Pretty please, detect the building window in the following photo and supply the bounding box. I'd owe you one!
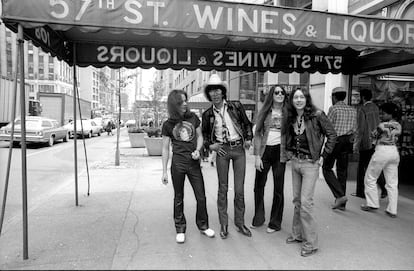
[239,72,257,102]
[28,54,34,79]
[39,55,44,79]
[48,56,54,80]
[38,84,55,93]
[28,42,33,53]
[6,31,13,77]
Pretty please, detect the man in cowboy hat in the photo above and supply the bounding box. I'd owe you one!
[201,74,253,239]
[322,86,357,211]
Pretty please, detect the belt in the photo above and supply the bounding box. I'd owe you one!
[222,139,243,147]
[293,153,313,160]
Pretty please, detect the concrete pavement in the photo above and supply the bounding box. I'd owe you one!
[1,129,414,270]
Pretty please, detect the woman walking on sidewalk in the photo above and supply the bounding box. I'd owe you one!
[161,89,215,244]
[361,102,401,218]
[283,88,336,257]
[251,85,287,233]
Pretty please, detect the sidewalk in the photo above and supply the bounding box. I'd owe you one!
[1,130,414,270]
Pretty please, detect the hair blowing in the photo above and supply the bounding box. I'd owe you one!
[167,89,191,122]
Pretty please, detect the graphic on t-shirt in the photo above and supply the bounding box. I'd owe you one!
[172,121,195,142]
[269,111,282,131]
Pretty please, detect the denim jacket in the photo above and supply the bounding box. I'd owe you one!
[202,100,253,150]
[284,110,337,162]
[253,110,287,163]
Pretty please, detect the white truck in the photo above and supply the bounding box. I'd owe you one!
[38,92,91,126]
[0,76,41,128]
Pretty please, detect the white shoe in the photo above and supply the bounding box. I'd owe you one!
[200,228,215,238]
[176,233,185,243]
[266,227,276,233]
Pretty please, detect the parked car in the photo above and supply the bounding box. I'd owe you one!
[0,116,69,147]
[125,119,136,128]
[64,119,102,138]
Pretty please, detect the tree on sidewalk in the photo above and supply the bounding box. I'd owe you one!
[132,79,167,129]
[115,69,137,165]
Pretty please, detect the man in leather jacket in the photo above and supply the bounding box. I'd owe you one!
[201,74,253,239]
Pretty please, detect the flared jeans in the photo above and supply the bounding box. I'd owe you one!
[364,145,400,215]
[290,158,319,250]
[252,145,286,230]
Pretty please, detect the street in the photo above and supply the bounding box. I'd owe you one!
[0,132,119,229]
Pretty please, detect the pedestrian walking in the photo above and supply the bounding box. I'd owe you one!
[250,85,287,233]
[106,120,114,136]
[161,89,215,244]
[283,88,337,257]
[353,88,387,199]
[201,74,253,239]
[360,102,401,218]
[322,87,357,211]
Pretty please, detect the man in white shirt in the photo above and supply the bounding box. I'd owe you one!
[201,74,253,239]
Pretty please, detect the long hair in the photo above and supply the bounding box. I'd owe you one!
[167,89,191,122]
[255,85,287,135]
[286,88,317,127]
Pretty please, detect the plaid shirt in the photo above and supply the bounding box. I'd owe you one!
[327,101,357,137]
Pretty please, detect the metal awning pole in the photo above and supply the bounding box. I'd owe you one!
[73,43,79,206]
[0,26,20,236]
[17,24,29,260]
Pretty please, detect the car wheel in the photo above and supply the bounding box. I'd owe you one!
[63,132,69,142]
[87,131,92,138]
[97,131,101,136]
[48,135,54,147]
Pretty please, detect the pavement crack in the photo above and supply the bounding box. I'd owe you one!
[126,208,141,268]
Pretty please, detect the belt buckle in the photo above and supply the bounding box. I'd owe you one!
[296,153,310,160]
[229,140,240,147]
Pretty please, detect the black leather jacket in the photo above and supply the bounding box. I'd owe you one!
[202,100,253,150]
[284,110,337,162]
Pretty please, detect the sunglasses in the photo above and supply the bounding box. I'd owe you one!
[274,91,285,96]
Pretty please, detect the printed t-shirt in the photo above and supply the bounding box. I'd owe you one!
[162,112,200,163]
[266,109,282,146]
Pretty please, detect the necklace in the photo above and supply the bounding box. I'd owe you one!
[296,115,303,134]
